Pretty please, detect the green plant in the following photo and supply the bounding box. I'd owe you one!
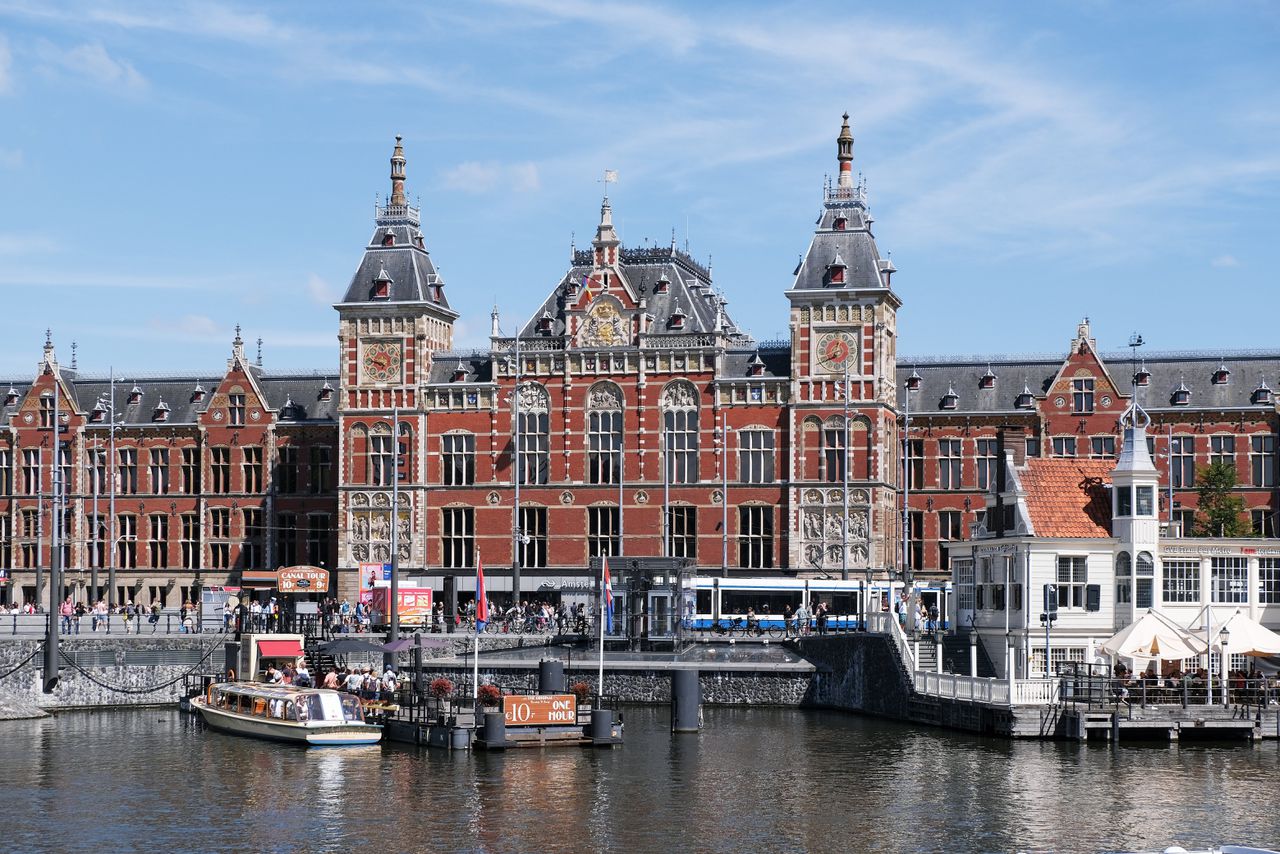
[1193,461,1249,537]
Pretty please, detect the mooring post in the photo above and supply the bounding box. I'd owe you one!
[538,658,565,694]
[672,668,701,733]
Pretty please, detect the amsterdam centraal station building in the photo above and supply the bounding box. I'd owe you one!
[2,118,1277,608]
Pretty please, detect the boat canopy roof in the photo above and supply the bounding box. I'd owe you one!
[215,683,340,702]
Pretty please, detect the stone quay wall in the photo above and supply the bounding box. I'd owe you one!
[0,637,218,714]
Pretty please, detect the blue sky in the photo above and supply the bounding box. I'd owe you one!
[0,1,1277,376]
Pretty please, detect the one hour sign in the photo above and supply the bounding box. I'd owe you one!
[502,694,577,726]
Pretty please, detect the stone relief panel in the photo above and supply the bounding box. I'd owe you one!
[798,492,871,570]
[348,491,413,564]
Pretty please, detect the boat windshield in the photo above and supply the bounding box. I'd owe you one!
[339,696,364,722]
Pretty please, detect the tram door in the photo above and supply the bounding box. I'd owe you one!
[648,591,672,638]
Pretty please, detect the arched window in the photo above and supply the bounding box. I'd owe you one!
[516,384,549,485]
[1115,550,1132,606]
[661,381,699,484]
[587,383,623,484]
[821,415,846,483]
[350,424,369,484]
[368,422,393,486]
[1136,551,1155,608]
[801,416,821,481]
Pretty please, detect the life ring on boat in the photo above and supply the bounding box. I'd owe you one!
[206,684,215,704]
[226,668,236,681]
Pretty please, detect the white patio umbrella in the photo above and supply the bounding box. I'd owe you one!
[1099,609,1206,662]
[1189,607,1280,657]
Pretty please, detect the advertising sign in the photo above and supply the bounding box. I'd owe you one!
[502,694,577,726]
[277,565,330,593]
[358,562,392,604]
[371,586,433,627]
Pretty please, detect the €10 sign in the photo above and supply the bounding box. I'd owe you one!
[502,694,577,726]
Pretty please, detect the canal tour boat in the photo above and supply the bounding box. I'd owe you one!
[191,682,383,746]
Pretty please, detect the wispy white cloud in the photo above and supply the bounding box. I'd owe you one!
[36,40,146,91]
[305,272,336,305]
[0,268,217,288]
[1211,254,1240,268]
[0,232,57,255]
[440,160,541,194]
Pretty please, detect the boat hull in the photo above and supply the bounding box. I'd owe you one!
[192,698,382,746]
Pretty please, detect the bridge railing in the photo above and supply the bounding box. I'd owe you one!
[867,612,916,671]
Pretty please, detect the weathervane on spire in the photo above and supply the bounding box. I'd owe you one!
[599,169,617,199]
[1123,331,1151,428]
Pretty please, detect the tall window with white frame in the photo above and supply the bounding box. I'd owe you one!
[1162,559,1200,604]
[908,510,924,571]
[1171,436,1196,488]
[587,507,619,558]
[907,439,924,490]
[666,506,697,558]
[1135,551,1155,608]
[1072,378,1094,413]
[88,514,106,569]
[955,558,975,614]
[0,516,10,572]
[937,510,963,570]
[1115,551,1132,606]
[1259,558,1280,605]
[821,417,845,483]
[228,393,246,427]
[21,449,38,495]
[149,448,169,494]
[587,387,622,485]
[1211,556,1248,604]
[0,449,10,495]
[1209,435,1235,468]
[1251,435,1275,487]
[738,505,773,568]
[1090,436,1116,458]
[369,427,394,487]
[210,508,230,569]
[442,434,475,486]
[1051,436,1077,458]
[117,448,137,494]
[518,507,547,568]
[117,515,137,569]
[1055,555,1088,609]
[739,429,775,484]
[148,514,168,570]
[242,447,263,493]
[442,507,474,569]
[938,439,961,490]
[662,383,699,484]
[211,447,230,494]
[517,384,550,485]
[181,513,200,571]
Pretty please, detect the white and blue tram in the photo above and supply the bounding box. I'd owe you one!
[685,576,951,632]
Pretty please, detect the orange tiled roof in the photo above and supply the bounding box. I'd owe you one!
[1020,458,1114,538]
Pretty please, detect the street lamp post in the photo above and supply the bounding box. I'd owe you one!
[1219,625,1231,707]
[510,334,522,609]
[43,388,61,692]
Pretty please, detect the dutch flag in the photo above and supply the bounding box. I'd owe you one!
[475,557,488,634]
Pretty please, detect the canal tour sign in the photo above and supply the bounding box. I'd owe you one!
[277,566,330,593]
[502,694,577,726]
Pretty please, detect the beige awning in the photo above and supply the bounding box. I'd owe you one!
[1100,610,1207,661]
[1187,607,1280,657]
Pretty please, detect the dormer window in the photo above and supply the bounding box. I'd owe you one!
[1015,383,1035,409]
[4,387,17,405]
[1212,363,1230,385]
[979,367,996,389]
[91,401,107,423]
[940,385,958,410]
[669,301,686,329]
[318,381,334,402]
[827,250,846,285]
[833,216,847,231]
[749,353,765,377]
[371,265,392,300]
[128,385,142,405]
[538,310,553,334]
[1134,368,1150,386]
[191,384,206,404]
[452,360,467,383]
[1252,380,1273,405]
[655,273,670,295]
[152,400,170,422]
[1171,382,1191,406]
[382,230,395,247]
[905,370,922,392]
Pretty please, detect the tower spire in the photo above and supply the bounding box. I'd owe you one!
[837,112,855,189]
[390,135,407,207]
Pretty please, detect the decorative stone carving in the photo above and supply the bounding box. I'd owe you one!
[826,489,842,503]
[486,491,501,506]
[588,383,622,410]
[354,516,370,541]
[825,511,844,540]
[825,544,843,565]
[711,490,723,505]
[560,491,574,505]
[804,544,824,567]
[373,492,390,507]
[849,510,868,541]
[803,510,822,540]
[661,381,698,410]
[581,301,627,347]
[851,488,869,504]
[352,543,369,562]
[635,490,649,505]
[518,383,549,412]
[804,489,823,504]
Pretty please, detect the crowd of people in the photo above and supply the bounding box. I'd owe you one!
[2,597,200,633]
[311,596,591,636]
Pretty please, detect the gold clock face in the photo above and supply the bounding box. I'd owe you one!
[362,341,402,383]
[816,330,856,373]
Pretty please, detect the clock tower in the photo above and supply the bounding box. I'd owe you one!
[334,136,459,599]
[786,114,902,575]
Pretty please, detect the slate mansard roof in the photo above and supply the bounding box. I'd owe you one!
[1,370,340,427]
[897,350,1280,415]
[790,186,895,294]
[340,222,453,311]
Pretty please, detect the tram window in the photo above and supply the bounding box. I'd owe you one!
[721,591,801,614]
[830,594,856,615]
[696,590,712,614]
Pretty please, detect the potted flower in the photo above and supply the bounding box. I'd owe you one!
[430,677,454,699]
[570,681,591,704]
[477,683,502,709]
